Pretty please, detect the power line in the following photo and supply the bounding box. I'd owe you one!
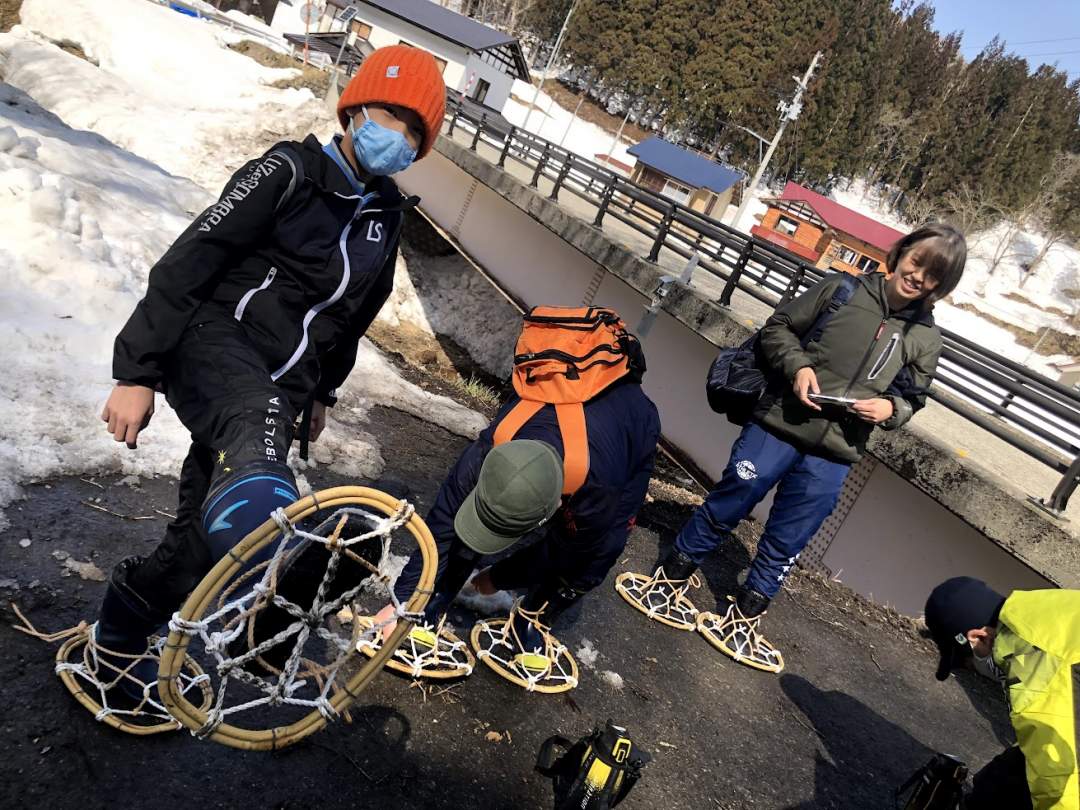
[1009,35,1080,46]
[1014,49,1080,59]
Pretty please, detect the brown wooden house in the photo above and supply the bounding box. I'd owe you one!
[751,182,905,274]
[627,137,745,218]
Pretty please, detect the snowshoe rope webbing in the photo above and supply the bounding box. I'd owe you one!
[158,488,438,750]
[10,603,211,734]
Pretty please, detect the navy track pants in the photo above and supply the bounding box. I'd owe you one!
[675,422,850,600]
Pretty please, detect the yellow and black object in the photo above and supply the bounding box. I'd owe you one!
[895,753,967,810]
[536,720,650,809]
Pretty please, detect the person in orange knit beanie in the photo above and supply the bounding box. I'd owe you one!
[83,45,446,710]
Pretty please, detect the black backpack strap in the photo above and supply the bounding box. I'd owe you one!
[535,734,576,777]
[267,143,305,214]
[800,273,859,347]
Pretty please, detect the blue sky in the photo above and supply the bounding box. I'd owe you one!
[928,0,1080,80]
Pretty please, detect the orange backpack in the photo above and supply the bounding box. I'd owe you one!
[493,306,644,496]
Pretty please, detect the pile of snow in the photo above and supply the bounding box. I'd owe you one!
[504,78,638,170]
[575,638,599,669]
[0,2,487,528]
[377,248,521,378]
[0,83,209,524]
[315,338,487,481]
[5,0,330,191]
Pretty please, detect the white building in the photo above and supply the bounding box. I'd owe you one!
[272,0,529,113]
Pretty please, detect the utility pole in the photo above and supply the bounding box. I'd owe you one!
[731,51,822,230]
[603,105,632,166]
[521,0,578,134]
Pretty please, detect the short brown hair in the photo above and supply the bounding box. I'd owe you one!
[886,223,967,308]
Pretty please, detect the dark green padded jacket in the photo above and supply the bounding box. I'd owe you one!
[755,272,942,463]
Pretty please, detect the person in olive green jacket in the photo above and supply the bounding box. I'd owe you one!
[620,223,967,673]
[925,576,1080,810]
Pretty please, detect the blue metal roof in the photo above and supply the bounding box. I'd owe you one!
[627,137,745,195]
[357,1,519,53]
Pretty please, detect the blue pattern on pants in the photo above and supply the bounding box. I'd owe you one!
[675,422,850,599]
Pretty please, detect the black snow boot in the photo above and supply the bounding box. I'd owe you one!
[94,558,169,705]
[512,578,586,654]
[734,586,770,618]
[653,546,698,581]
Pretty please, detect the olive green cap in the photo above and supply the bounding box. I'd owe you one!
[453,440,564,554]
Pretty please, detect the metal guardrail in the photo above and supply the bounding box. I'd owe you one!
[444,96,1080,514]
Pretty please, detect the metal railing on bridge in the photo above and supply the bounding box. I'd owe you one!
[443,97,1080,515]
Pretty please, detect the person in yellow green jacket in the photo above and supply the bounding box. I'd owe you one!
[924,576,1080,809]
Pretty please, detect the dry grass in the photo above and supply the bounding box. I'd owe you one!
[450,374,500,408]
[0,0,20,34]
[1002,291,1071,319]
[226,40,331,97]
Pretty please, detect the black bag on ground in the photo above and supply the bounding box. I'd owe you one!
[894,753,967,810]
[536,720,650,809]
[706,273,859,425]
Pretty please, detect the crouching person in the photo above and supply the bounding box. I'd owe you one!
[618,224,966,673]
[370,307,660,691]
[88,46,446,710]
[924,577,1080,809]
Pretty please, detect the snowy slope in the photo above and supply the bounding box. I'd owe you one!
[502,78,638,170]
[0,82,209,521]
[6,0,328,191]
[0,2,486,527]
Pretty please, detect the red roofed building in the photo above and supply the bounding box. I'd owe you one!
[750,182,906,275]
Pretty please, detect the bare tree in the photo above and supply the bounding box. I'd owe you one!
[987,152,1080,288]
[1020,153,1080,285]
[898,192,941,228]
[939,182,1002,238]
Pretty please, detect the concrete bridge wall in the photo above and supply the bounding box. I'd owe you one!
[397,139,1057,614]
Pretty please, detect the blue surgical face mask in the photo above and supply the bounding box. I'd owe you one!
[349,106,417,176]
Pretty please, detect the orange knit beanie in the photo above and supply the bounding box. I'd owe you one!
[338,45,446,159]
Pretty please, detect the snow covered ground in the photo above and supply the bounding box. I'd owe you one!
[0,0,486,528]
[502,77,639,170]
[8,0,328,190]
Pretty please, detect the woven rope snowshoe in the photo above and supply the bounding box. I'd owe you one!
[615,566,700,630]
[697,597,784,673]
[470,600,578,693]
[158,486,437,750]
[10,604,212,736]
[353,615,474,679]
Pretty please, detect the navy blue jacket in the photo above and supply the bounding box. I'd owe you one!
[394,379,661,606]
[113,134,417,406]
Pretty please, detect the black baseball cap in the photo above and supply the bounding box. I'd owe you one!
[924,577,1005,681]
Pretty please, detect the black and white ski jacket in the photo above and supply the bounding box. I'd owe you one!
[112,134,417,406]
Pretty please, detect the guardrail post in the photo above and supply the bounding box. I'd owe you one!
[549,155,572,201]
[778,265,807,307]
[1031,455,1080,516]
[470,113,486,151]
[593,176,617,227]
[498,125,517,168]
[719,239,755,307]
[530,142,551,188]
[647,203,676,262]
[447,102,461,136]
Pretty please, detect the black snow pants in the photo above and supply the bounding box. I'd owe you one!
[112,317,301,622]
